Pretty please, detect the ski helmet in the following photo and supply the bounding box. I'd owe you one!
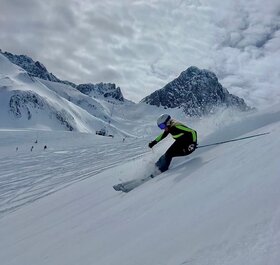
[157,114,171,129]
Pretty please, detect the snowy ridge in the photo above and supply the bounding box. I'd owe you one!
[0,104,279,265]
[0,54,102,132]
[1,50,127,103]
[1,53,177,137]
[0,50,75,86]
[76,82,125,102]
[0,54,140,136]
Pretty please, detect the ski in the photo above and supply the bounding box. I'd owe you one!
[113,175,155,193]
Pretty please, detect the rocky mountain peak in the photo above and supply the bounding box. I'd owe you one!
[0,51,59,82]
[76,83,124,102]
[0,50,76,87]
[141,66,250,116]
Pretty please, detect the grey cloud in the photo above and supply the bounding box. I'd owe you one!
[0,0,280,106]
[84,12,134,38]
[94,67,123,82]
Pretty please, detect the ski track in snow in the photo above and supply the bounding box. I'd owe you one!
[0,137,149,217]
[0,107,279,265]
[1,108,279,218]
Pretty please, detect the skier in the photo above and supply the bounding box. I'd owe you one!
[149,114,197,173]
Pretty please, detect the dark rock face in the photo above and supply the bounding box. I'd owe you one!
[9,92,44,120]
[141,66,250,116]
[76,83,124,102]
[9,91,74,131]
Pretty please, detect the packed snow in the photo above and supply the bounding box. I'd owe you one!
[1,49,280,265]
[0,102,279,265]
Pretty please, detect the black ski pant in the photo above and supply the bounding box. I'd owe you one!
[155,136,196,173]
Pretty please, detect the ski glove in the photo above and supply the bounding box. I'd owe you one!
[148,140,157,148]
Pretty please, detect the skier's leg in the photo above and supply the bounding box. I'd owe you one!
[155,141,181,172]
[155,153,172,173]
[155,139,196,172]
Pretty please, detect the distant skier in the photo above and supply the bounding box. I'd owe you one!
[149,114,197,173]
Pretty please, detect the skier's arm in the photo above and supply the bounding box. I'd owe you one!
[149,130,169,148]
[175,125,197,142]
[155,130,169,142]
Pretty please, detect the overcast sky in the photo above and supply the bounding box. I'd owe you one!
[1,0,280,107]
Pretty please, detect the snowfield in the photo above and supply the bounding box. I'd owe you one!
[0,105,280,265]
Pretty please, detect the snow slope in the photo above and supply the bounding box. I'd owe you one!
[0,105,279,265]
[0,54,107,132]
[0,54,141,136]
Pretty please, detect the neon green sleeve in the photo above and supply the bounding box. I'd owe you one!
[155,130,169,142]
[175,125,197,142]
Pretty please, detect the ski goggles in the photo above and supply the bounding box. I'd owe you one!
[158,123,167,129]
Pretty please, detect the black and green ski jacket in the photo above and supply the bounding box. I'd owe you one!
[154,119,197,143]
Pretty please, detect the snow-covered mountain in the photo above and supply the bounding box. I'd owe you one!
[0,53,134,135]
[0,49,67,84]
[141,66,250,116]
[76,82,125,102]
[0,49,127,104]
[0,51,250,130]
[1,50,150,137]
[0,102,279,265]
